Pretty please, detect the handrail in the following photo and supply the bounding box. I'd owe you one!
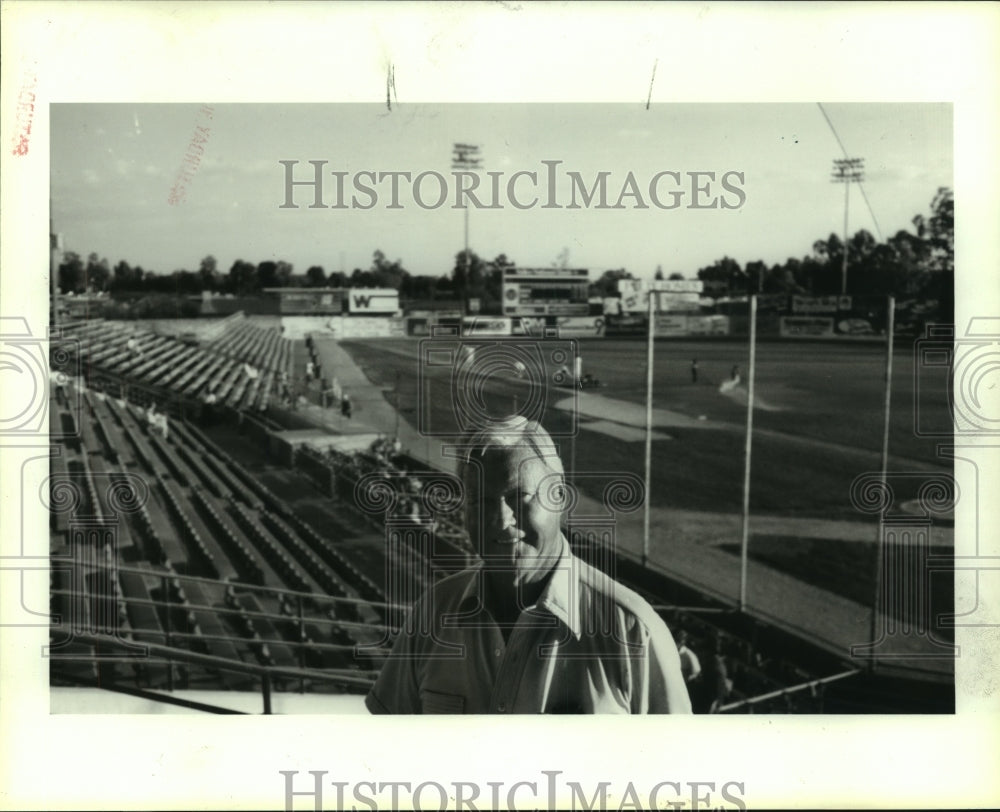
[55,672,249,714]
[715,667,861,713]
[54,631,376,714]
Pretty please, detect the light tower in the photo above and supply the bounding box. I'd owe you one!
[452,143,482,313]
[831,157,865,295]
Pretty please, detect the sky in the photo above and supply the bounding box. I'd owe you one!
[50,103,952,282]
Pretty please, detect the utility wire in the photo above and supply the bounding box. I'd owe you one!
[816,102,884,241]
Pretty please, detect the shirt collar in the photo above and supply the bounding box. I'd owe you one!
[534,536,582,640]
[457,535,582,640]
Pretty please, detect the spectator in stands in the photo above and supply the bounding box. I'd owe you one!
[202,388,218,424]
[126,334,143,358]
[146,403,169,440]
[366,416,691,714]
[705,637,733,714]
[49,367,68,389]
[407,474,422,495]
[146,402,158,432]
[676,630,702,685]
[305,361,315,383]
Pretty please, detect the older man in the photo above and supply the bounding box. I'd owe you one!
[365,417,691,714]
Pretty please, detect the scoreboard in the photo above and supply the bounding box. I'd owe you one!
[502,267,590,316]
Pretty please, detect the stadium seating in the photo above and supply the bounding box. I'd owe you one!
[174,441,232,500]
[49,566,99,682]
[229,501,314,594]
[117,566,175,688]
[190,490,265,586]
[59,315,294,413]
[231,592,298,671]
[260,510,349,600]
[157,479,217,574]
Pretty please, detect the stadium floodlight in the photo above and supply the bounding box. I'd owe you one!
[831,157,865,295]
[452,143,482,171]
[452,143,483,315]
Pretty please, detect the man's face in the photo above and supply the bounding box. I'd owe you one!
[466,447,564,589]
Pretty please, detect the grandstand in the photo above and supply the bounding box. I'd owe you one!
[58,312,294,415]
[47,315,953,714]
[48,350,392,710]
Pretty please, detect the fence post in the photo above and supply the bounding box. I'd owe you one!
[163,573,174,692]
[297,594,306,694]
[262,671,273,715]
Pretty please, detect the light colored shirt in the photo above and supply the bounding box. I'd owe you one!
[678,644,701,683]
[366,539,691,714]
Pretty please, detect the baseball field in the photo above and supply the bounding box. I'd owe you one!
[336,335,954,649]
[340,336,951,518]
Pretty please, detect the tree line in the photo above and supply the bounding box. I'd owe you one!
[58,246,517,309]
[590,187,953,307]
[59,187,953,317]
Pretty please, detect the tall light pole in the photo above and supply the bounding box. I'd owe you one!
[831,157,864,295]
[452,143,482,315]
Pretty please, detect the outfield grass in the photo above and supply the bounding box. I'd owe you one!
[580,337,949,467]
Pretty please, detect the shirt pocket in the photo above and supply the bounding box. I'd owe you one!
[419,689,466,714]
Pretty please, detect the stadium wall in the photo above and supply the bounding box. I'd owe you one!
[280,316,407,339]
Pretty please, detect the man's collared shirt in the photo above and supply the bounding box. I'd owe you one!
[366,539,692,714]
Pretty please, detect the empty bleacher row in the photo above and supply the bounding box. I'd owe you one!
[190,490,265,585]
[180,421,386,607]
[229,500,314,594]
[50,377,388,694]
[56,314,294,412]
[170,422,264,510]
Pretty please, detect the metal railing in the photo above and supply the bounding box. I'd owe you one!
[54,631,375,714]
[715,667,861,713]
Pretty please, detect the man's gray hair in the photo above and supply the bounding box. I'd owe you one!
[459,416,565,478]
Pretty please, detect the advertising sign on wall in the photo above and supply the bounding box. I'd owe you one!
[654,315,689,336]
[327,317,406,338]
[779,316,835,337]
[347,288,400,314]
[604,314,647,337]
[791,295,853,315]
[687,315,730,335]
[462,316,513,337]
[555,316,606,337]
